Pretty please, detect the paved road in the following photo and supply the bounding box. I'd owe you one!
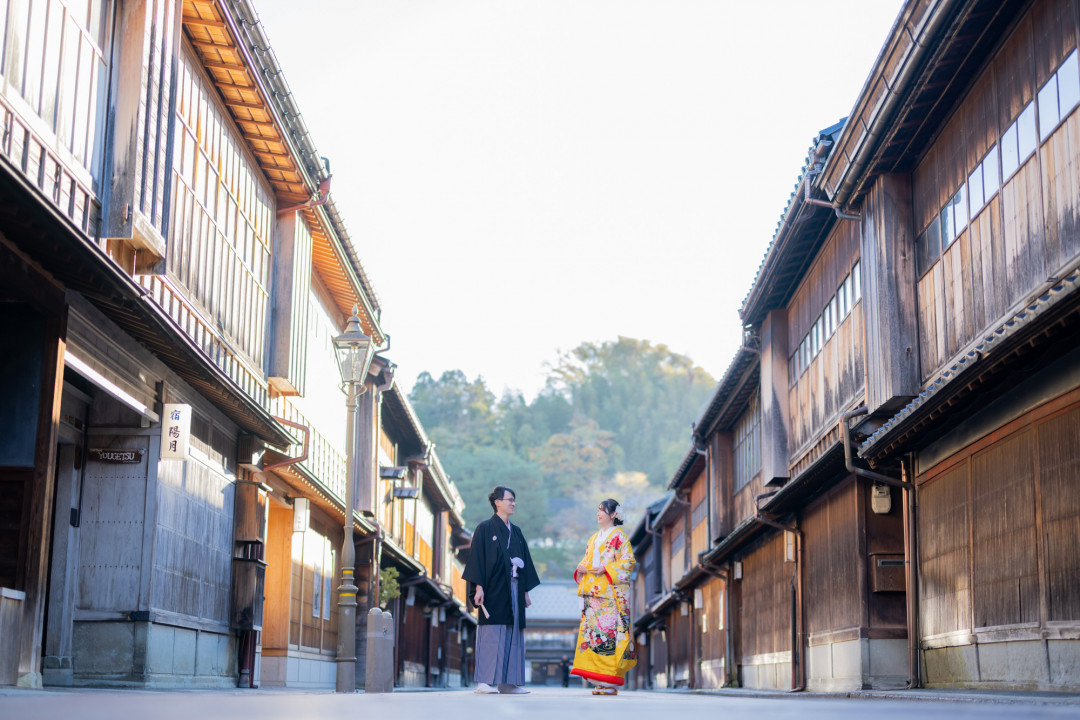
[2,686,1078,720]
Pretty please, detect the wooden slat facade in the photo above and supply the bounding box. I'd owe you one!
[737,533,791,664]
[0,0,417,691]
[786,220,864,458]
[917,391,1080,640]
[914,0,1080,380]
[802,480,860,641]
[633,0,1080,695]
[696,575,727,688]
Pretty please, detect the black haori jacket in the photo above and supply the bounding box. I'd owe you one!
[462,515,541,627]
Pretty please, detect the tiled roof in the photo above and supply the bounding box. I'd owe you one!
[527,581,581,621]
[666,345,762,492]
[859,269,1080,456]
[739,120,846,324]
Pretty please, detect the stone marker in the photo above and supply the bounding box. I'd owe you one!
[364,608,394,693]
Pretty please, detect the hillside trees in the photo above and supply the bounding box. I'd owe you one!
[409,337,714,577]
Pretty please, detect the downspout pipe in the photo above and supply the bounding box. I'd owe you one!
[902,455,921,689]
[840,407,912,490]
[263,416,310,472]
[841,406,918,689]
[277,175,332,216]
[803,173,862,221]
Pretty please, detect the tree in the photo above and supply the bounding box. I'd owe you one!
[409,370,498,449]
[440,446,549,540]
[546,337,715,486]
[407,337,716,580]
[533,415,618,496]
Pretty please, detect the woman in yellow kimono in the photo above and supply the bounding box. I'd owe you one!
[571,498,636,695]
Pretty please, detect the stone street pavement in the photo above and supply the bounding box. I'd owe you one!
[3,685,1080,720]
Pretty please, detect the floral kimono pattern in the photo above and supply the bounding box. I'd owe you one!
[570,528,637,686]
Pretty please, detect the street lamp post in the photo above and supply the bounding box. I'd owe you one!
[333,307,376,693]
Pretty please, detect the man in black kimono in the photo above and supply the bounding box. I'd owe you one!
[463,485,541,694]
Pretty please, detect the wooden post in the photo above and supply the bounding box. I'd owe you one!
[269,212,313,396]
[356,388,378,515]
[760,309,790,485]
[861,174,920,415]
[99,0,182,273]
[21,307,66,687]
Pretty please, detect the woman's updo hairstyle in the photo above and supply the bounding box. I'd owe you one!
[488,485,516,512]
[600,498,624,526]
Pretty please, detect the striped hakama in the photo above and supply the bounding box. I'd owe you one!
[474,578,525,686]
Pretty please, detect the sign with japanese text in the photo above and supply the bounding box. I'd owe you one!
[160,404,191,461]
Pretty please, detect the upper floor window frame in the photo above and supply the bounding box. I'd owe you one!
[788,260,861,383]
[4,0,113,180]
[1001,101,1038,182]
[733,392,761,493]
[1038,48,1080,143]
[915,45,1080,281]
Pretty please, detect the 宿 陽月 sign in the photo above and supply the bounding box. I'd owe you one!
[160,403,192,460]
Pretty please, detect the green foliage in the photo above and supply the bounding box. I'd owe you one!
[546,337,716,486]
[408,337,715,580]
[410,370,498,449]
[533,416,618,496]
[378,566,400,608]
[441,446,549,540]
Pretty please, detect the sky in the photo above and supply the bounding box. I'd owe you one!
[252,0,906,400]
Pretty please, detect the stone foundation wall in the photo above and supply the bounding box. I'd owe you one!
[71,621,236,688]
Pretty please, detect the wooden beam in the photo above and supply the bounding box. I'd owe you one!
[211,80,256,92]
[223,99,268,111]
[251,147,292,159]
[202,59,249,73]
[183,16,226,28]
[238,120,279,131]
[242,132,284,145]
[189,39,233,52]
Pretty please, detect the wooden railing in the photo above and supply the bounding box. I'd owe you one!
[0,96,99,239]
[268,396,347,504]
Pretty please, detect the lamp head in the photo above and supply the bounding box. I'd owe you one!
[333,306,375,385]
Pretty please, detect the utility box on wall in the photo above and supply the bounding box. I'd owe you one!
[870,554,905,593]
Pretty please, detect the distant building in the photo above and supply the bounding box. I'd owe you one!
[522,580,580,685]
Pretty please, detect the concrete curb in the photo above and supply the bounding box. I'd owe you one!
[648,686,1080,706]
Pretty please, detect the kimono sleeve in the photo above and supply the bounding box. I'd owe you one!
[602,530,635,584]
[573,533,595,585]
[462,521,488,608]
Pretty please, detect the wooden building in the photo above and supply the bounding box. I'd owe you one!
[372,384,473,689]
[632,0,1080,693]
[521,580,579,686]
[627,495,669,690]
[835,0,1080,691]
[0,0,470,690]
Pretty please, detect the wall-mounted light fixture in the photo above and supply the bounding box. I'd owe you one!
[292,497,310,533]
[381,465,419,499]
